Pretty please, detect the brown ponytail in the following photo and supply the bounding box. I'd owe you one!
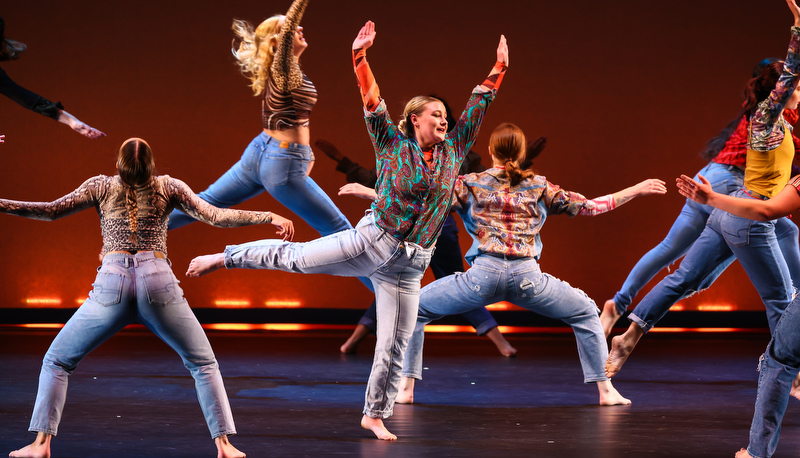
[489,123,533,186]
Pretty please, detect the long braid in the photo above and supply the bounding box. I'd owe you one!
[118,138,155,247]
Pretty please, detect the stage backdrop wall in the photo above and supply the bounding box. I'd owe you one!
[1,0,796,315]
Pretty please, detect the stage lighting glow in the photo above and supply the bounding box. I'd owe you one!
[697,304,735,311]
[425,325,474,333]
[20,323,64,329]
[24,298,62,306]
[265,300,302,308]
[485,302,511,310]
[214,300,251,308]
[669,304,685,311]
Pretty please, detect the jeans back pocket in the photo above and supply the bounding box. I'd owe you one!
[719,211,752,247]
[89,272,125,306]
[143,271,185,306]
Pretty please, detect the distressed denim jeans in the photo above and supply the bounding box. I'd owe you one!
[401,255,607,383]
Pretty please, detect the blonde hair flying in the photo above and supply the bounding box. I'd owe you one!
[231,16,283,96]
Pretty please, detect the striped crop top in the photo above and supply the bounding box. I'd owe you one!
[262,0,317,130]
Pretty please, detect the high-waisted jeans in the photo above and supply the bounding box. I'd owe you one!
[401,255,607,383]
[746,293,800,458]
[28,252,235,438]
[223,212,433,419]
[357,214,498,335]
[629,190,794,333]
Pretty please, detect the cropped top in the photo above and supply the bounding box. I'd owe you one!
[262,0,317,130]
[0,175,272,256]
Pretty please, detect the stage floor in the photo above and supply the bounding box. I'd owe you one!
[1,329,798,457]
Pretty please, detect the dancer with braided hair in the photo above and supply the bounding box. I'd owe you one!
[6,138,293,458]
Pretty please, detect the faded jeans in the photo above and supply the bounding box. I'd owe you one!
[29,252,235,438]
[746,294,800,458]
[223,212,433,418]
[629,190,793,333]
[401,255,607,383]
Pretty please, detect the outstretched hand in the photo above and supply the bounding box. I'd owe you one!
[73,121,106,139]
[676,174,713,204]
[633,178,668,197]
[788,0,800,27]
[353,21,376,51]
[339,182,377,201]
[497,35,509,66]
[269,212,295,241]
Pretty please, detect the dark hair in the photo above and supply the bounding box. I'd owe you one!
[700,59,784,161]
[118,138,155,244]
[489,123,534,186]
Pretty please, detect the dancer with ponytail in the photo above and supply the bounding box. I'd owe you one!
[341,123,665,406]
[7,138,293,458]
[186,20,508,440]
[606,0,800,379]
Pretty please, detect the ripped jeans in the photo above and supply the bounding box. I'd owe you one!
[401,255,608,383]
[629,190,793,333]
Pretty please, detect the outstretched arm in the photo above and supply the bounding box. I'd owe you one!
[0,176,99,220]
[578,179,667,216]
[169,178,294,240]
[477,35,508,93]
[352,21,381,111]
[56,110,105,139]
[677,173,800,221]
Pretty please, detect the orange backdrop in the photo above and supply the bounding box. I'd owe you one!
[1,0,797,314]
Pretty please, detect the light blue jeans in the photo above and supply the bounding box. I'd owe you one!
[401,255,607,383]
[612,162,744,314]
[29,252,235,438]
[167,131,373,290]
[746,294,800,458]
[629,190,793,333]
[223,212,433,419]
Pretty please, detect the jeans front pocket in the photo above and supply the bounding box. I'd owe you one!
[89,272,125,306]
[143,271,185,306]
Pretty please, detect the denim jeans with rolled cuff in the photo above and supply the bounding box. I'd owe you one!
[28,252,236,438]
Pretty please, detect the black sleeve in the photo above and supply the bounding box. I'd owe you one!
[0,66,63,120]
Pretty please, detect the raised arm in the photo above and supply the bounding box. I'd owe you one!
[478,35,508,93]
[677,173,800,221]
[169,178,294,240]
[271,0,309,93]
[573,179,667,216]
[352,20,380,111]
[0,176,100,220]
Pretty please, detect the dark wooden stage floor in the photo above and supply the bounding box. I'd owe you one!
[1,328,799,457]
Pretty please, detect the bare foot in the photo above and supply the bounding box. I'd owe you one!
[361,415,397,441]
[215,435,245,458]
[340,324,371,354]
[186,253,226,277]
[599,299,621,338]
[485,327,517,357]
[606,335,634,378]
[791,372,800,402]
[9,432,51,458]
[597,380,632,406]
[395,377,415,404]
[734,448,754,458]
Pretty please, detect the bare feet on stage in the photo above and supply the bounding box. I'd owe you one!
[485,327,518,357]
[395,377,415,404]
[215,435,245,458]
[599,299,621,338]
[605,324,645,378]
[791,372,800,401]
[340,324,371,354]
[597,380,632,406]
[734,448,754,457]
[9,432,51,458]
[186,253,226,277]
[361,415,397,441]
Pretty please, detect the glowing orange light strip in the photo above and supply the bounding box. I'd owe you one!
[485,302,511,311]
[214,300,251,308]
[697,304,735,311]
[24,298,62,305]
[265,300,302,308]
